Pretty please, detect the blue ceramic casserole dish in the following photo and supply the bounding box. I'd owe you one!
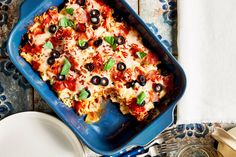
[7,0,186,155]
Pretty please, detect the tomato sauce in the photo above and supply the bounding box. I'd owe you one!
[111,68,132,82]
[67,56,79,71]
[62,29,72,39]
[53,81,66,91]
[145,51,159,65]
[49,64,60,74]
[73,101,83,113]
[92,53,103,72]
[47,9,58,23]
[42,15,52,27]
[129,98,145,113]
[130,44,143,57]
[147,70,161,81]
[64,78,76,91]
[102,19,107,28]
[74,100,87,114]
[79,80,85,85]
[50,36,61,48]
[134,67,144,75]
[111,71,123,82]
[94,0,105,6]
[56,29,72,40]
[122,51,128,58]
[53,77,76,92]
[21,44,42,55]
[33,27,44,36]
[31,61,40,71]
[101,5,112,18]
[118,24,129,36]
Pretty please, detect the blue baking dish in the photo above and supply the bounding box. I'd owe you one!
[7,0,186,155]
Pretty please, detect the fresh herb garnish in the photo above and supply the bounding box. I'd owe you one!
[59,17,74,27]
[78,89,89,100]
[104,36,117,50]
[60,58,71,76]
[77,40,86,48]
[104,58,116,71]
[104,36,115,45]
[137,91,146,105]
[136,52,147,59]
[65,8,74,15]
[43,41,54,49]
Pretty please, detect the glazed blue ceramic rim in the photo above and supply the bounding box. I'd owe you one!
[7,0,186,155]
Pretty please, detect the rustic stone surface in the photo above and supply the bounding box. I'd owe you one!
[0,58,33,119]
[0,0,23,57]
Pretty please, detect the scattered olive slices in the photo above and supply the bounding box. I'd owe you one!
[19,0,174,123]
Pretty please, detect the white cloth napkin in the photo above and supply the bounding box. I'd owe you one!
[177,0,236,123]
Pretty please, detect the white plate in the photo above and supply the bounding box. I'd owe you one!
[217,127,236,157]
[0,112,86,157]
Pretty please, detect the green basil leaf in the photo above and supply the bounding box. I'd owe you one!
[43,41,53,49]
[104,36,117,50]
[137,91,146,105]
[104,58,116,71]
[77,40,86,47]
[136,52,147,59]
[78,89,89,100]
[65,8,74,15]
[59,17,74,27]
[60,58,71,76]
[111,44,117,50]
[104,36,115,45]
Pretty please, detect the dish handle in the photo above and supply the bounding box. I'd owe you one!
[127,104,176,147]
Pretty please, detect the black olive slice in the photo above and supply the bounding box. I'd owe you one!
[116,36,125,45]
[90,16,100,24]
[85,63,94,72]
[79,42,88,50]
[86,89,91,98]
[91,76,101,85]
[57,75,66,81]
[153,83,163,92]
[48,25,57,33]
[50,49,60,59]
[47,56,55,65]
[117,62,126,71]
[100,77,109,86]
[126,80,136,88]
[137,75,146,86]
[93,38,103,47]
[90,9,100,17]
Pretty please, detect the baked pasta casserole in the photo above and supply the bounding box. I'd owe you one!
[20,0,174,123]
